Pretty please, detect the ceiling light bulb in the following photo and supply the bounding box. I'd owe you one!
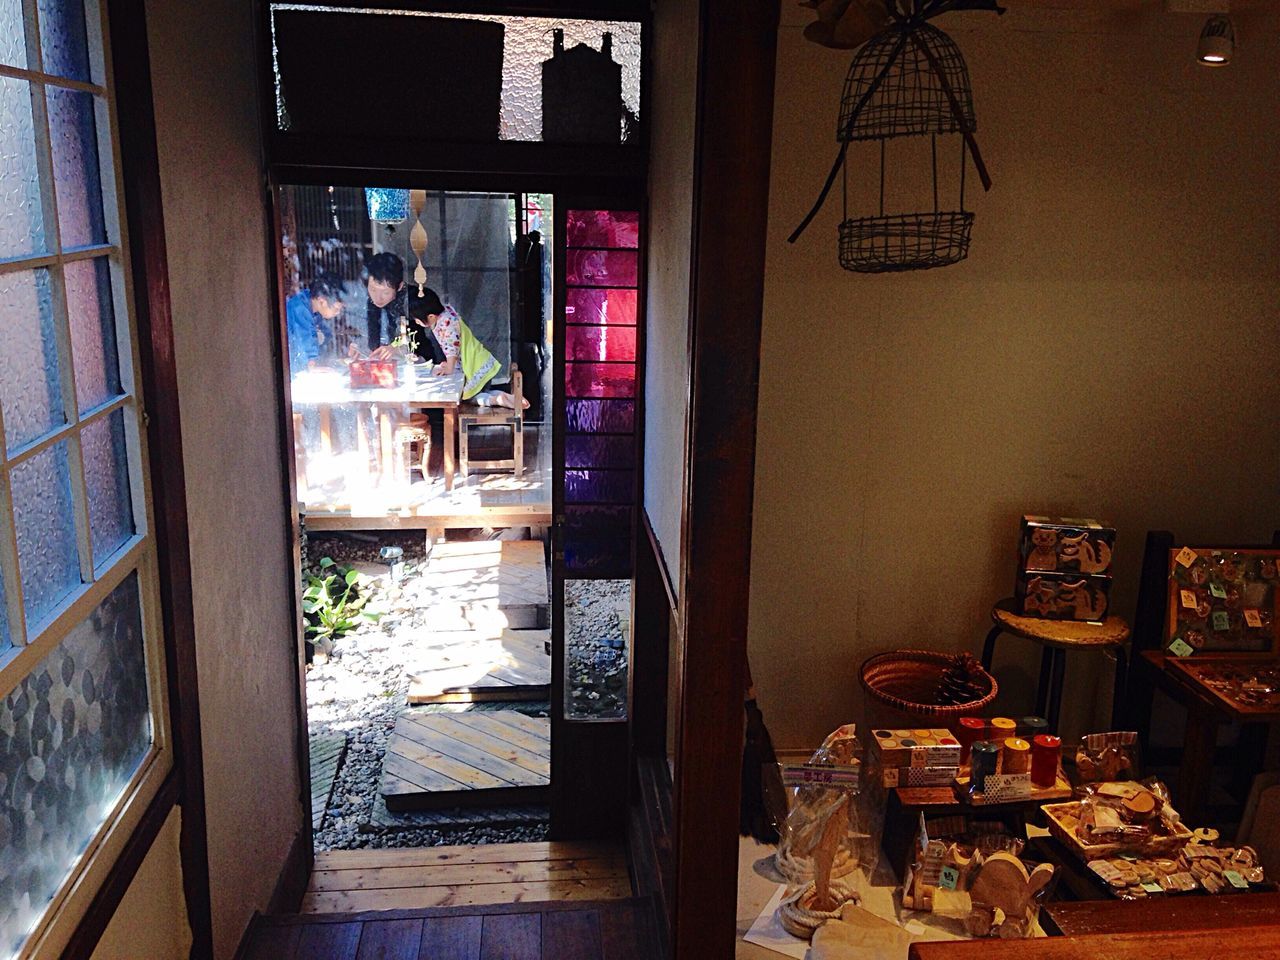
[1197,14,1234,66]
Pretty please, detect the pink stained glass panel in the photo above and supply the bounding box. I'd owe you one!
[566,209,639,249]
[565,288,637,326]
[566,249,638,287]
[565,361,635,399]
[567,325,636,363]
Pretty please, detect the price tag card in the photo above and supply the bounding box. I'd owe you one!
[1210,582,1228,599]
[1245,609,1264,628]
[1224,869,1249,889]
[938,866,959,891]
[1212,611,1231,632]
[1090,861,1123,882]
[1118,853,1139,862]
[780,762,861,788]
[1141,881,1164,894]
[1180,589,1198,609]
[1168,637,1195,658]
[978,773,1031,802]
[1176,547,1199,568]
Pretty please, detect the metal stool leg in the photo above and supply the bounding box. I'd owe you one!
[981,625,1001,671]
[1047,648,1067,733]
[1034,646,1055,719]
[1110,646,1128,729]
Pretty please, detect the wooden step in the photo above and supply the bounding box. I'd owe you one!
[379,710,550,811]
[309,735,346,831]
[415,540,548,630]
[406,628,550,704]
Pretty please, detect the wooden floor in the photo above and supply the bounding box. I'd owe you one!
[300,842,631,914]
[303,425,551,532]
[380,710,550,810]
[407,628,551,703]
[244,898,656,960]
[409,540,550,631]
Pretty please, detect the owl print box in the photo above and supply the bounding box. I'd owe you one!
[1015,516,1116,621]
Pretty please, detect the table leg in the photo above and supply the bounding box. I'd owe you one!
[356,406,369,467]
[1180,710,1219,825]
[1035,645,1054,719]
[1109,647,1129,729]
[379,408,393,485]
[1047,648,1066,733]
[443,407,456,492]
[318,405,332,458]
[981,625,1001,671]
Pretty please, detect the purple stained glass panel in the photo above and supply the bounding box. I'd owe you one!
[566,435,635,470]
[566,249,638,287]
[565,469,634,504]
[565,505,634,575]
[567,325,636,363]
[566,209,640,249]
[565,398,634,434]
[565,288,637,326]
[565,361,635,399]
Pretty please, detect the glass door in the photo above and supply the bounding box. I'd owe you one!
[551,203,642,836]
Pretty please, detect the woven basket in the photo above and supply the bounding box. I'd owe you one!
[859,649,997,724]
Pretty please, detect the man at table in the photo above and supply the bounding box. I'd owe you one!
[286,271,343,373]
[362,252,444,363]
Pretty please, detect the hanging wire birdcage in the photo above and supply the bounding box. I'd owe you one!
[837,21,977,272]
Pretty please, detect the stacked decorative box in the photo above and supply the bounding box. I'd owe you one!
[870,728,961,788]
[1014,516,1116,622]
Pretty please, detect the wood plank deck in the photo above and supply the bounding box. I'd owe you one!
[399,540,549,632]
[300,842,632,914]
[310,735,346,830]
[407,628,550,704]
[380,711,550,811]
[245,898,657,960]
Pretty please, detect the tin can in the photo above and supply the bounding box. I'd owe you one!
[1031,734,1062,788]
[955,717,986,764]
[971,741,1000,792]
[990,717,1017,739]
[1002,737,1031,775]
[1020,716,1049,738]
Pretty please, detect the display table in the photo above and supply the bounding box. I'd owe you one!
[1042,891,1280,937]
[909,925,1280,959]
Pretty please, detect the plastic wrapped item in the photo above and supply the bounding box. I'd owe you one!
[1075,731,1140,784]
[774,724,879,939]
[899,820,1053,939]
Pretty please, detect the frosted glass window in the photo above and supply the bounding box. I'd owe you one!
[0,563,10,653]
[82,410,133,565]
[66,257,122,413]
[11,442,82,627]
[38,0,93,82]
[0,270,66,453]
[0,573,152,959]
[47,88,107,249]
[270,7,641,144]
[0,77,48,260]
[0,0,27,68]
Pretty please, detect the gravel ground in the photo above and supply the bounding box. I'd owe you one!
[304,532,550,850]
[566,579,631,719]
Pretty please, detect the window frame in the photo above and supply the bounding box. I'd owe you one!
[0,0,174,955]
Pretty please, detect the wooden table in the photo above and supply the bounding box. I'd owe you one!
[1043,891,1280,937]
[291,367,464,491]
[910,925,1280,959]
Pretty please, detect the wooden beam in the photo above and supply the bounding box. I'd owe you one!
[670,0,780,957]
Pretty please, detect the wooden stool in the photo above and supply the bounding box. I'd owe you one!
[981,598,1130,732]
[393,422,431,485]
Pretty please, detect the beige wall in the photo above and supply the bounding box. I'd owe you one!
[146,0,304,956]
[643,0,698,592]
[91,808,191,960]
[749,3,1280,750]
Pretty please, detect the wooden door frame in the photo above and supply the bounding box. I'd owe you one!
[668,0,780,957]
[62,0,215,956]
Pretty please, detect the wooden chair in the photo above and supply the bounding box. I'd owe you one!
[1128,529,1280,825]
[458,364,524,479]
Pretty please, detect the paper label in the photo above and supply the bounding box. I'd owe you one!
[978,773,1031,801]
[1245,609,1264,628]
[939,866,960,891]
[1210,582,1228,599]
[1212,611,1231,632]
[780,762,860,788]
[1141,881,1164,893]
[1184,845,1217,859]
[1176,547,1199,568]
[1180,589,1198,609]
[1225,869,1249,889]
[1168,637,1195,657]
[1118,853,1139,862]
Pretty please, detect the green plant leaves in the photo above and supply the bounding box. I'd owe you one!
[302,556,378,646]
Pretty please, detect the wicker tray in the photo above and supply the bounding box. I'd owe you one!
[860,649,997,723]
[1043,801,1193,861]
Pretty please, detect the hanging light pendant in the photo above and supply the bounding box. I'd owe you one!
[365,187,410,224]
[408,190,428,295]
[1196,14,1234,66]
